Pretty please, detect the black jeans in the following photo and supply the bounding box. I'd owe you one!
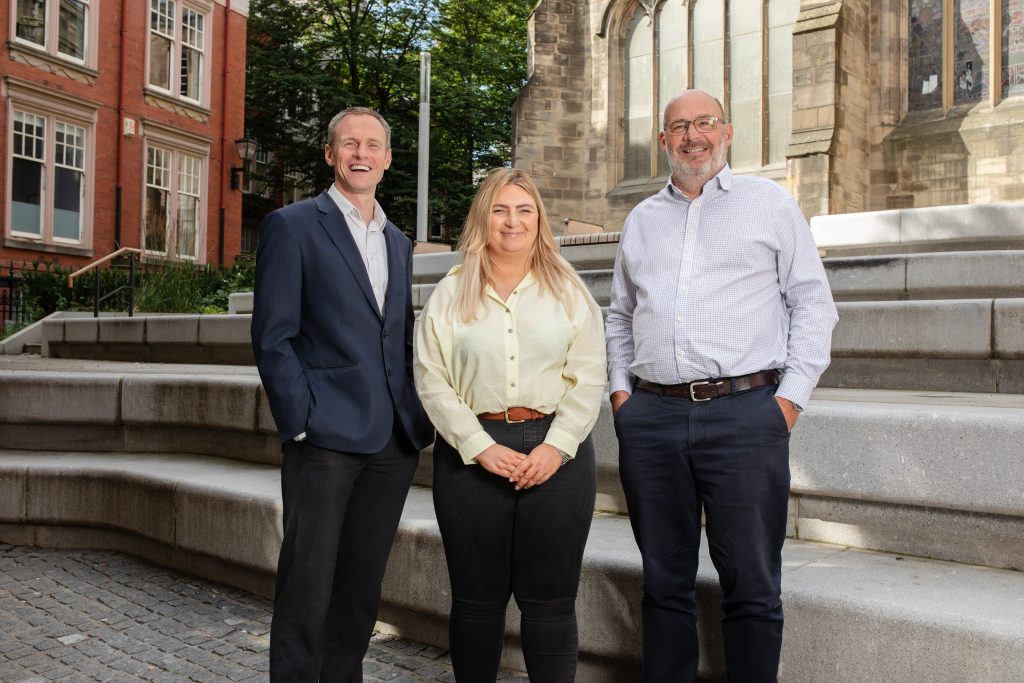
[432,415,597,683]
[616,383,792,683]
[270,436,418,683]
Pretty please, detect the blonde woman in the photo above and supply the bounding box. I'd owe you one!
[414,168,606,682]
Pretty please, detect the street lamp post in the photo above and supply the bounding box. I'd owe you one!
[416,51,431,244]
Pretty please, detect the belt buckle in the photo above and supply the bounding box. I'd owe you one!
[504,408,526,424]
[688,381,712,402]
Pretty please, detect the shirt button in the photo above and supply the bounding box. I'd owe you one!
[511,382,516,387]
[510,356,515,360]
[508,329,513,333]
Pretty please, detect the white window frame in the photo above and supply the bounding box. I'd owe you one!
[5,82,96,251]
[141,124,210,263]
[145,0,212,107]
[11,0,97,67]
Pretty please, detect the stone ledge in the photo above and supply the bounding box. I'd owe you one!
[826,250,1024,300]
[1,452,1021,682]
[811,202,1024,255]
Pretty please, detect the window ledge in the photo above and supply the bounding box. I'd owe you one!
[7,42,98,85]
[607,176,668,199]
[4,236,93,258]
[144,89,211,123]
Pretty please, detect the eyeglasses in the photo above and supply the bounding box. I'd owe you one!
[664,116,722,136]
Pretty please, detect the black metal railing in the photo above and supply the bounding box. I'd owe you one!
[67,248,144,318]
[1,261,24,333]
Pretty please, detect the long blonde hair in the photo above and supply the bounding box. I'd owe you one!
[453,168,589,322]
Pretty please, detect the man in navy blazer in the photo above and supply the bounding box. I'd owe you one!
[252,106,433,682]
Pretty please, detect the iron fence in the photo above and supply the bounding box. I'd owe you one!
[1,263,25,334]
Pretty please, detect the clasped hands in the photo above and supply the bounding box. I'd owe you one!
[474,443,562,491]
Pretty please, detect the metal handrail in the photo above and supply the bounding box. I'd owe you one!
[66,247,144,287]
[66,247,144,318]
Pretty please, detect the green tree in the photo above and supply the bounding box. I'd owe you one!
[245,0,532,241]
[428,0,533,240]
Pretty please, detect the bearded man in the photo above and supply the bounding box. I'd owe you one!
[605,89,838,681]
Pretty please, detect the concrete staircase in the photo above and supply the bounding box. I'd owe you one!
[1,202,1023,681]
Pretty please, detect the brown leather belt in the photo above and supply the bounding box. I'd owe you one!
[477,407,550,423]
[636,370,779,402]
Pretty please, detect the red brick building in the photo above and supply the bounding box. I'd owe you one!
[1,0,249,274]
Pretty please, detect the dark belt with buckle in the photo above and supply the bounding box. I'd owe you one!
[477,407,550,423]
[636,370,779,402]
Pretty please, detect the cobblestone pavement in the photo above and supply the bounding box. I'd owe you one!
[0,545,528,682]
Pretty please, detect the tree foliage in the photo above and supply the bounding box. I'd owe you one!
[245,0,533,242]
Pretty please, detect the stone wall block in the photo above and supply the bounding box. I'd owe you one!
[831,300,992,358]
[257,385,279,436]
[792,399,1024,516]
[907,252,1024,296]
[146,315,201,344]
[811,208,901,250]
[98,317,145,344]
[902,203,1024,245]
[824,255,906,297]
[25,461,176,543]
[121,375,260,431]
[198,315,252,346]
[994,299,1024,359]
[0,466,26,520]
[174,468,282,572]
[0,372,121,425]
[64,318,99,343]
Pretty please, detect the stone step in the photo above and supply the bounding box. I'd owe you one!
[1,357,1021,571]
[0,450,1021,682]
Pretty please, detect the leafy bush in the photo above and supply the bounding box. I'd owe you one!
[15,257,256,325]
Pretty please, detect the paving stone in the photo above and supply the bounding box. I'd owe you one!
[0,544,526,681]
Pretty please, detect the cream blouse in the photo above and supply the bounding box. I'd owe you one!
[414,266,607,465]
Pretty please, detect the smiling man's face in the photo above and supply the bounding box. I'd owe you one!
[324,114,392,200]
[660,90,733,191]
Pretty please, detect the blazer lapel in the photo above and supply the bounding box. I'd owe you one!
[314,191,382,319]
[382,222,405,319]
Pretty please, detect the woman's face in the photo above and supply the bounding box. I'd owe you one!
[487,183,539,260]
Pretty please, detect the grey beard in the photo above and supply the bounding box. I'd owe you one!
[666,142,728,181]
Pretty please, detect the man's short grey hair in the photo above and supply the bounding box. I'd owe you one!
[326,107,392,148]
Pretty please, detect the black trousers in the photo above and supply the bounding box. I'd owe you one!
[432,415,597,683]
[269,436,418,683]
[615,384,791,683]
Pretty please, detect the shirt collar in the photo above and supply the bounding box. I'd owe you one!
[327,184,387,231]
[665,163,733,200]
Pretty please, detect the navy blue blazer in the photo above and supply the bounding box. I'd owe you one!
[251,191,433,454]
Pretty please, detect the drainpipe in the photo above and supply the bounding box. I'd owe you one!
[218,0,233,266]
[115,0,129,249]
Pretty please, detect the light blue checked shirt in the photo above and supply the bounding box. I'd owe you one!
[606,165,837,409]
